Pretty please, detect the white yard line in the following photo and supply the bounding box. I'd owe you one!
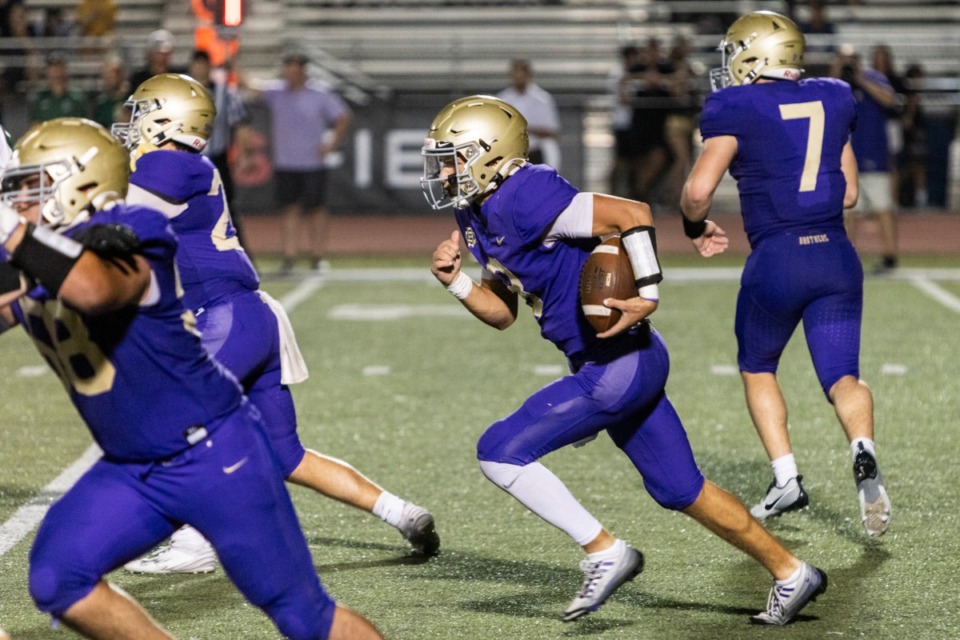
[0,276,325,558]
[910,277,960,313]
[0,445,103,557]
[4,267,960,556]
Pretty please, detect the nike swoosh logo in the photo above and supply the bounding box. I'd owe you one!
[496,237,506,246]
[223,457,249,474]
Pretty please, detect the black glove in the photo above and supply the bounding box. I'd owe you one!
[72,223,142,272]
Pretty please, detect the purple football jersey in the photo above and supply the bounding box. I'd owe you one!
[130,150,259,313]
[850,69,892,173]
[12,205,244,461]
[700,78,857,246]
[455,164,600,358]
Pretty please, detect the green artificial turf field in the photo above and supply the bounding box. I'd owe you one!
[1,256,958,639]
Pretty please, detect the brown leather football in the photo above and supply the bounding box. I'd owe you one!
[578,236,639,333]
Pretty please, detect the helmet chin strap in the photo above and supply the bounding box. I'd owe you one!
[483,158,527,195]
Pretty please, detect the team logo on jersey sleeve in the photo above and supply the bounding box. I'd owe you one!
[464,226,477,248]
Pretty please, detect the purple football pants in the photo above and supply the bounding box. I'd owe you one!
[28,402,336,639]
[736,231,864,397]
[197,291,305,477]
[477,328,705,510]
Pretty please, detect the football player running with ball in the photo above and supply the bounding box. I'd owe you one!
[426,95,826,625]
[111,74,439,575]
[0,118,381,638]
[680,11,891,537]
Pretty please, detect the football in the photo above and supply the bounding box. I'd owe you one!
[578,236,639,333]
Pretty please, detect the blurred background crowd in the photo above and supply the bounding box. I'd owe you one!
[0,0,956,224]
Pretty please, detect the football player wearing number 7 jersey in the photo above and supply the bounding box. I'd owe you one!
[425,95,826,626]
[680,11,891,537]
[112,73,439,574]
[0,118,381,638]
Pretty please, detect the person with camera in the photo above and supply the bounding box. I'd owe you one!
[832,44,901,273]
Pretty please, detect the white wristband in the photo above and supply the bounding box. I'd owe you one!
[0,203,23,245]
[638,284,659,301]
[446,271,475,300]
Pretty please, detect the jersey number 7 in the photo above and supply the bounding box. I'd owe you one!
[779,101,825,193]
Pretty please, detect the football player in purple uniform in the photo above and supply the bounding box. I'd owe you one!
[424,95,826,625]
[0,118,381,639]
[111,73,438,574]
[680,11,891,537]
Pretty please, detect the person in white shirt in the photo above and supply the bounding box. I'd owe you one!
[497,58,560,168]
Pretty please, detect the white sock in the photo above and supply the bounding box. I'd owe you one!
[480,460,604,546]
[851,438,876,461]
[170,525,209,550]
[587,538,625,562]
[771,453,799,486]
[776,563,805,586]
[372,491,406,528]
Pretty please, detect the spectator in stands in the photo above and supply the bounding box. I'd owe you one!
[832,45,900,273]
[129,29,184,90]
[799,0,837,76]
[497,58,560,168]
[249,51,352,273]
[30,8,74,38]
[662,35,698,207]
[0,2,37,105]
[608,44,641,197]
[898,64,929,208]
[89,54,128,129]
[28,53,88,126]
[870,45,908,209]
[627,38,672,207]
[0,0,23,38]
[76,0,117,38]
[189,49,252,252]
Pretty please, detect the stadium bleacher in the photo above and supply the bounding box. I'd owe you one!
[0,0,956,202]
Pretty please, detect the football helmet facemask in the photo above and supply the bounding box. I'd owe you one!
[112,73,216,160]
[1,118,129,231]
[710,11,805,91]
[421,95,529,210]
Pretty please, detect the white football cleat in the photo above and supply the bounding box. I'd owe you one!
[750,475,809,521]
[397,503,440,557]
[124,528,217,575]
[562,544,643,622]
[853,444,892,537]
[751,562,828,625]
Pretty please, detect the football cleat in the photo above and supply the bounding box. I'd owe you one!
[751,562,827,625]
[853,444,892,537]
[750,475,809,521]
[562,544,643,622]
[397,503,440,557]
[124,539,218,575]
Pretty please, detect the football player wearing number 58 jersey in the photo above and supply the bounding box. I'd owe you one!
[680,11,892,537]
[0,118,381,638]
[425,95,826,626]
[111,73,439,575]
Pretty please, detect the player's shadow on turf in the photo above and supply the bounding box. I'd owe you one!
[696,454,891,546]
[415,550,768,629]
[461,588,764,632]
[307,534,435,569]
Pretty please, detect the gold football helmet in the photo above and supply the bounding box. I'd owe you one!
[1,118,129,230]
[421,95,528,210]
[112,73,216,159]
[710,11,805,91]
